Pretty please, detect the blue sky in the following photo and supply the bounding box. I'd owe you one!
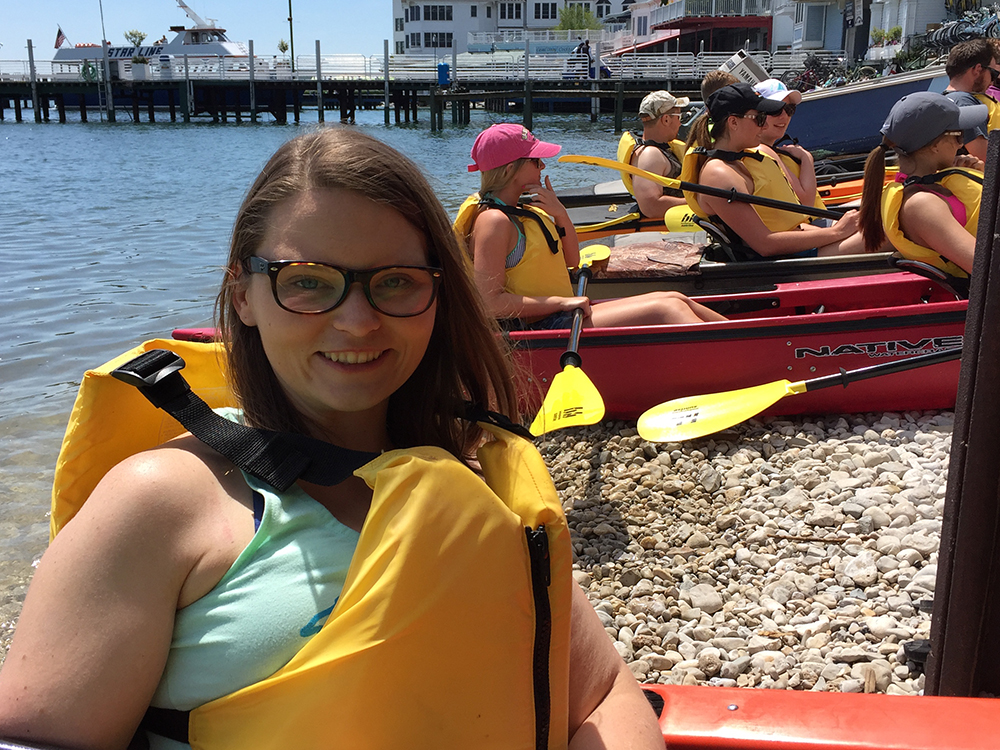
[3,1,395,58]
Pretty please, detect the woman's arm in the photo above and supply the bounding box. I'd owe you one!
[567,586,664,749]
[469,205,589,320]
[0,443,248,750]
[699,162,858,257]
[900,191,977,274]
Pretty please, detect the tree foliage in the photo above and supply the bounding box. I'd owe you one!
[555,6,604,30]
[277,38,290,53]
[124,29,147,47]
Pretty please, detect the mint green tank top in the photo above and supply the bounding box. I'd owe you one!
[147,410,359,749]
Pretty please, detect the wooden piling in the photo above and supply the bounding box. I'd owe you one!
[14,96,22,122]
[79,94,87,122]
[614,82,624,133]
[168,88,176,122]
[56,94,66,123]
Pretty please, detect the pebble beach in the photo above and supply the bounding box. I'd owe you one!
[537,409,953,695]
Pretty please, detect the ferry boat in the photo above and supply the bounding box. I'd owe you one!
[52,0,247,65]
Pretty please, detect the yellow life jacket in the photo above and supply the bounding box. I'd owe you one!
[880,168,982,279]
[454,193,574,303]
[972,92,1000,131]
[773,147,827,211]
[52,338,573,749]
[680,147,810,232]
[615,131,686,196]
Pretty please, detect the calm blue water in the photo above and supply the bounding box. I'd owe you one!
[0,107,623,640]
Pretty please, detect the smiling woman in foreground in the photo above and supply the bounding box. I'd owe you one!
[0,129,663,750]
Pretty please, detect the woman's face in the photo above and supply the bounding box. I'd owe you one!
[515,157,545,190]
[234,188,437,442]
[760,104,791,144]
[726,110,766,148]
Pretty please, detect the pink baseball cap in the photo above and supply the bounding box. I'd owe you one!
[468,123,561,172]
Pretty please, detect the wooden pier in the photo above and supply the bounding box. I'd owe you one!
[0,76,702,131]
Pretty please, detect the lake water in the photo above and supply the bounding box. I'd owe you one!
[0,107,627,649]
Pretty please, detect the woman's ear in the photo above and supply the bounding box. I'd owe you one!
[232,273,258,327]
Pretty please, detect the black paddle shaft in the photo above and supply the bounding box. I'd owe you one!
[560,266,592,369]
[677,178,845,221]
[805,347,962,392]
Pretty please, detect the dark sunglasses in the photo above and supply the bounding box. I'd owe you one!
[528,157,544,168]
[740,110,769,127]
[244,256,443,317]
[990,66,1000,84]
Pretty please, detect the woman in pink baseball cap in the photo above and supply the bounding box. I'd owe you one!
[454,123,725,330]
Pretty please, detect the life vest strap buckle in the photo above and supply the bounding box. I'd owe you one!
[111,349,191,409]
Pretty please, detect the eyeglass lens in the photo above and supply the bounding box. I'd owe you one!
[744,111,767,126]
[262,260,441,317]
[783,102,797,116]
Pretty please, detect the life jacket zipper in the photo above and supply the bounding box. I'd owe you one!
[526,524,552,750]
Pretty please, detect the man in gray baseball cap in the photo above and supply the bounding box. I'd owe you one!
[625,90,692,218]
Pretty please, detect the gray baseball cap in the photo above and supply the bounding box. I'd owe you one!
[639,90,691,118]
[881,92,988,154]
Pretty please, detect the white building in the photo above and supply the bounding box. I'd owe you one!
[392,0,634,54]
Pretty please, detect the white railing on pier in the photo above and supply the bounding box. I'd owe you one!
[652,0,772,22]
[0,47,848,84]
[467,29,604,45]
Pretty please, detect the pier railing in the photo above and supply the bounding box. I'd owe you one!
[0,48,846,85]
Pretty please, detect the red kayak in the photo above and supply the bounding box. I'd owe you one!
[511,272,964,420]
[640,683,996,749]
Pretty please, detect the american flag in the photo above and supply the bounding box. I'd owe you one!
[54,26,67,49]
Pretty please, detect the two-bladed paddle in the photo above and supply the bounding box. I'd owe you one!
[559,154,846,222]
[528,244,611,436]
[637,347,962,443]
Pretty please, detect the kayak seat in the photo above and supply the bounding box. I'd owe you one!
[691,216,759,263]
[888,255,969,300]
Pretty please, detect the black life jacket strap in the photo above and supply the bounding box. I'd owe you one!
[693,147,765,163]
[479,197,561,254]
[903,169,984,188]
[111,349,378,491]
[773,145,802,166]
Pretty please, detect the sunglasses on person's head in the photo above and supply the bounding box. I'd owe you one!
[739,110,768,127]
[244,256,443,317]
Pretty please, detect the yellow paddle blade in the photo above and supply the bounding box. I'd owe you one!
[637,380,808,442]
[579,243,611,265]
[664,205,701,232]
[560,154,682,191]
[530,365,606,436]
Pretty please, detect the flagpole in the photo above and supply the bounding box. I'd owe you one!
[97,0,115,122]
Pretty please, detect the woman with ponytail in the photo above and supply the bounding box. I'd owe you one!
[681,83,861,259]
[859,92,987,276]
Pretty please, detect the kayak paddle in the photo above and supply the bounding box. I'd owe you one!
[528,245,610,437]
[559,154,845,222]
[637,347,962,442]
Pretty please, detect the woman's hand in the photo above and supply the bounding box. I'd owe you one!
[955,153,985,171]
[559,295,592,318]
[831,208,860,240]
[524,175,571,225]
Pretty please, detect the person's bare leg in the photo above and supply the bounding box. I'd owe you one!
[588,292,725,327]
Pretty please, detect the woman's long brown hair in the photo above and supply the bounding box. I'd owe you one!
[858,142,889,254]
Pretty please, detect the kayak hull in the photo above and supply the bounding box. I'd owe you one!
[641,684,998,750]
[513,273,965,421]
